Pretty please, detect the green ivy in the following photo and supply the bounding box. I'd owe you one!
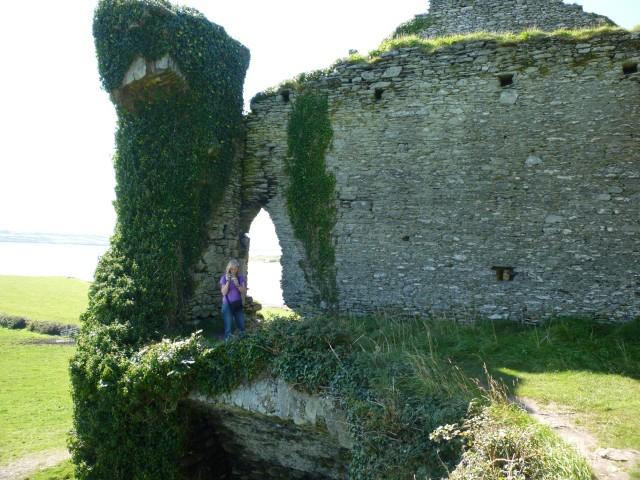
[70,1,248,478]
[285,92,338,309]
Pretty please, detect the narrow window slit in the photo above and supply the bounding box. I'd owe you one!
[623,62,638,75]
[498,73,514,87]
[280,89,290,103]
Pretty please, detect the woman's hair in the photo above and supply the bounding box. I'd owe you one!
[225,258,240,275]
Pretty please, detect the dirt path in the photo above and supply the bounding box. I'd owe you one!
[0,449,70,480]
[518,397,639,480]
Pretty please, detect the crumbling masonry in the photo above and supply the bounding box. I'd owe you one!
[184,0,640,323]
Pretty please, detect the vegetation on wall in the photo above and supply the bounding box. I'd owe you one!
[250,26,630,105]
[369,25,627,59]
[392,14,436,38]
[285,92,338,309]
[70,0,248,478]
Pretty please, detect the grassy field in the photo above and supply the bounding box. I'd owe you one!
[0,276,89,325]
[0,328,75,465]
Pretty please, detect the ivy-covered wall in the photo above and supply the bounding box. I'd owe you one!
[71,1,248,477]
[285,92,338,310]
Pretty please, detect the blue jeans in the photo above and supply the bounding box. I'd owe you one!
[222,302,245,340]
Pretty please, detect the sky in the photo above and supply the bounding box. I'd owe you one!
[0,0,638,238]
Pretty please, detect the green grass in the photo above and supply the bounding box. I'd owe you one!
[501,369,640,449]
[0,276,89,325]
[25,459,75,480]
[345,315,640,454]
[447,402,592,479]
[259,306,296,320]
[0,328,75,465]
[369,26,625,59]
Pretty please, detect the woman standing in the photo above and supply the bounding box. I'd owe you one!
[220,258,247,340]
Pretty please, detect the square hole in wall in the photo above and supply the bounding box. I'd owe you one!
[280,89,290,103]
[374,88,384,100]
[623,62,638,75]
[491,266,515,281]
[498,73,514,87]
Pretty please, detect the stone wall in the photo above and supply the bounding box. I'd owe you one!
[187,140,250,325]
[188,377,352,479]
[417,0,614,38]
[241,31,640,321]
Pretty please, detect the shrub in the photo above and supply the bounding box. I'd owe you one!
[0,313,79,337]
[0,313,27,329]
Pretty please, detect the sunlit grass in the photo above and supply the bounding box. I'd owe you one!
[0,276,89,325]
[24,459,75,480]
[500,368,640,449]
[0,328,75,465]
[258,305,297,321]
[448,401,593,479]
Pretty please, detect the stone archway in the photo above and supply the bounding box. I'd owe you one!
[245,208,285,308]
[187,130,314,329]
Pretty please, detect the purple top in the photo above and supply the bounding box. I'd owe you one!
[220,274,246,304]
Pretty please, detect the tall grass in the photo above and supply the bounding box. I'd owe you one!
[369,26,625,59]
[445,402,593,479]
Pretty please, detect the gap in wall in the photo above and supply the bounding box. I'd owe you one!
[247,208,287,309]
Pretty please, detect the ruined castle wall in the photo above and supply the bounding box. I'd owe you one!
[419,0,614,38]
[189,119,316,324]
[188,143,248,324]
[245,31,640,321]
[242,106,317,312]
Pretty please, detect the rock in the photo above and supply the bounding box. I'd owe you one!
[525,155,543,167]
[189,377,353,478]
[499,90,519,105]
[122,56,147,85]
[595,448,639,462]
[361,71,378,81]
[370,81,392,90]
[545,214,564,224]
[381,66,403,78]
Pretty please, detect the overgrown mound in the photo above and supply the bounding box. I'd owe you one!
[70,1,248,477]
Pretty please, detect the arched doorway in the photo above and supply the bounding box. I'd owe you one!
[246,208,287,310]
